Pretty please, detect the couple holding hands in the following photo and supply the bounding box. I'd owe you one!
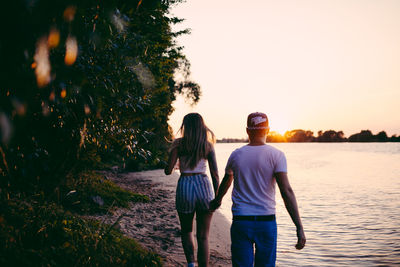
[165,112,306,267]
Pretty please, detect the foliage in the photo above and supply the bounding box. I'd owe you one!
[316,130,345,142]
[62,171,149,214]
[216,130,400,143]
[0,0,199,264]
[348,130,400,142]
[274,129,399,142]
[283,129,315,142]
[0,0,200,197]
[0,199,162,266]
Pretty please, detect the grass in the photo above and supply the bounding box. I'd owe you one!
[0,170,160,266]
[63,171,149,214]
[0,199,162,266]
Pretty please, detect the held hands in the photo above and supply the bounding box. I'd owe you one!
[295,227,306,250]
[209,198,221,212]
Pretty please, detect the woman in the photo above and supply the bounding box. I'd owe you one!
[164,113,219,267]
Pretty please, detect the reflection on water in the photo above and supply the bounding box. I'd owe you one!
[212,143,400,266]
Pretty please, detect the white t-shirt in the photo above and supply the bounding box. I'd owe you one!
[225,144,287,216]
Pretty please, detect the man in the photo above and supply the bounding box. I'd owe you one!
[210,112,306,267]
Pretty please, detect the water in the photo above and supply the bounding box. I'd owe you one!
[212,143,400,266]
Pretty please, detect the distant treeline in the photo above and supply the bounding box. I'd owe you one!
[217,130,400,143]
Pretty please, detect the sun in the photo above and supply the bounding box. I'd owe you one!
[269,119,291,135]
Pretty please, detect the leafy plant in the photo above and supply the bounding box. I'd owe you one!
[0,199,162,266]
[0,0,200,197]
[63,171,149,214]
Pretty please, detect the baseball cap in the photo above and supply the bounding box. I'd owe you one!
[247,112,269,130]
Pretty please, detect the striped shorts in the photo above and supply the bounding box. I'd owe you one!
[176,174,215,214]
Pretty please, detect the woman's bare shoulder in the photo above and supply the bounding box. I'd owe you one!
[172,138,182,145]
[206,141,215,154]
[169,138,182,150]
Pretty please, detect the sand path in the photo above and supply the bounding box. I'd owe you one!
[93,170,232,266]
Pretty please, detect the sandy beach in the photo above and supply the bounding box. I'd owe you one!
[93,169,232,266]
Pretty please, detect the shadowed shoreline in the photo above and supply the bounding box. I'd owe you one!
[89,169,232,266]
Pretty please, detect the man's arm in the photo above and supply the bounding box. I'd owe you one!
[207,148,220,195]
[275,172,306,250]
[164,146,178,175]
[209,170,233,211]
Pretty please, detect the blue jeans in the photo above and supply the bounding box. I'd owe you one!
[231,219,277,267]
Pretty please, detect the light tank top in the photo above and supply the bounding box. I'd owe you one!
[179,157,207,174]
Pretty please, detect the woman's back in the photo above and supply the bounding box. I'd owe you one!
[172,137,212,174]
[179,156,207,174]
[164,112,219,267]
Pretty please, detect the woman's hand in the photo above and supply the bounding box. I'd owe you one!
[164,146,178,175]
[209,199,221,212]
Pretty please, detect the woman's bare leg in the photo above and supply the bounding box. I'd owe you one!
[196,210,213,267]
[178,212,196,264]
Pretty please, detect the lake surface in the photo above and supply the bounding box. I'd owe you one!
[212,143,400,266]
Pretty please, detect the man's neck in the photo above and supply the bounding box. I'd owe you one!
[248,136,266,146]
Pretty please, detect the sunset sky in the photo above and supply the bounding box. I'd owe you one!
[168,0,400,139]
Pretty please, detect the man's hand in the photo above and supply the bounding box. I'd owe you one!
[295,227,306,250]
[209,199,221,212]
[209,171,233,212]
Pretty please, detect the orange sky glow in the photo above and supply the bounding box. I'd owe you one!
[169,0,400,139]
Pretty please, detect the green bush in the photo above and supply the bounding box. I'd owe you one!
[0,1,200,265]
[63,171,149,214]
[0,199,161,266]
[0,0,201,197]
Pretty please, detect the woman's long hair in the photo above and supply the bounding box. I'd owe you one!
[177,113,215,169]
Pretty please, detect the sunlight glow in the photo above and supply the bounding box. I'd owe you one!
[63,6,76,22]
[34,37,51,88]
[269,118,291,135]
[169,0,400,138]
[48,28,60,48]
[65,36,78,66]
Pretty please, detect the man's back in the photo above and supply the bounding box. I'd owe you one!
[210,112,305,266]
[226,144,287,215]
